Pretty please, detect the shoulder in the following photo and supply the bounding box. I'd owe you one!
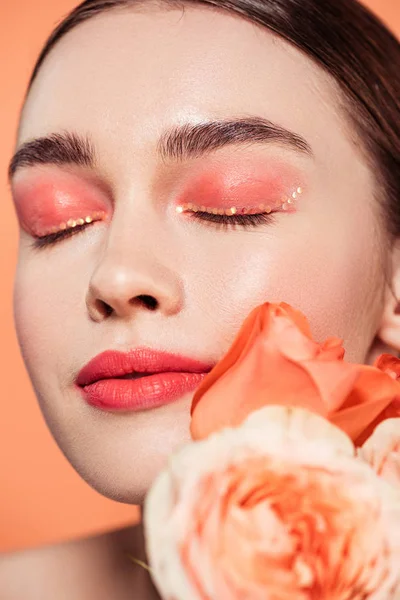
[0,527,138,600]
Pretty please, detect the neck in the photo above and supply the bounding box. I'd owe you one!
[108,513,160,600]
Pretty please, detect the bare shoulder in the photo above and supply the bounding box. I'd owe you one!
[0,526,141,600]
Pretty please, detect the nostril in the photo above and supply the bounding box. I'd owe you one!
[135,294,158,311]
[89,294,159,320]
[95,299,113,318]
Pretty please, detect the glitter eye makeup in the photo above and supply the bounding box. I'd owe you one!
[174,162,306,229]
[176,186,303,216]
[29,211,108,249]
[45,212,107,235]
[175,186,302,231]
[12,169,110,247]
[12,159,307,247]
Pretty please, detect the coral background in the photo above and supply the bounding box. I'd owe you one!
[0,0,399,552]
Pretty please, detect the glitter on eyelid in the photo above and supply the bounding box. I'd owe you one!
[39,211,107,237]
[175,186,303,217]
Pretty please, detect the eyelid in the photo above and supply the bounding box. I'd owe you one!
[30,211,106,249]
[176,186,303,216]
[50,211,106,234]
[29,183,303,249]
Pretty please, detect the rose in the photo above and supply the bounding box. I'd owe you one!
[358,418,400,487]
[145,303,400,598]
[190,303,400,444]
[145,406,400,600]
[376,354,400,381]
[355,357,400,444]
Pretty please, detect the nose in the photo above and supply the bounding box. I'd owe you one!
[85,215,184,322]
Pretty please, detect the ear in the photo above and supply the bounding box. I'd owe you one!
[373,242,400,357]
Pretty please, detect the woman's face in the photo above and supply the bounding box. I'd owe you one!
[12,5,387,502]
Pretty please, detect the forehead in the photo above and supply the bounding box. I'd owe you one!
[19,6,346,149]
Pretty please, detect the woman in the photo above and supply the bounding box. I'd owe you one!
[1,0,400,597]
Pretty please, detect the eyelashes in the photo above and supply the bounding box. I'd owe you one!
[31,220,93,249]
[30,207,277,249]
[187,210,276,230]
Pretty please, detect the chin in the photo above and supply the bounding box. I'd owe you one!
[64,449,161,504]
[38,389,193,504]
[84,472,149,505]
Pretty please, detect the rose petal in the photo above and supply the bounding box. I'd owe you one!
[242,406,354,457]
[358,418,400,487]
[191,303,315,417]
[375,354,400,380]
[146,407,400,600]
[337,367,400,445]
[191,303,400,446]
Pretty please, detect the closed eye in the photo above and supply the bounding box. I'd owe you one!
[30,220,95,249]
[187,210,276,230]
[30,207,277,250]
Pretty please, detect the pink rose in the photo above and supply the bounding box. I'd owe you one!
[145,407,400,600]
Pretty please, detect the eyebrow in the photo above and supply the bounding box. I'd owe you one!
[8,131,95,182]
[158,117,313,161]
[8,117,312,182]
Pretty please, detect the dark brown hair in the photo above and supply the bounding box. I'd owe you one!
[26,0,400,237]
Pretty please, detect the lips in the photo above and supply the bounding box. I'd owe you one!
[76,348,215,411]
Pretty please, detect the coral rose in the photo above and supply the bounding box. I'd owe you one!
[376,354,400,381]
[145,407,400,600]
[358,418,400,487]
[190,303,400,444]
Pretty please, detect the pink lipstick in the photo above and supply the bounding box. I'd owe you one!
[76,348,215,411]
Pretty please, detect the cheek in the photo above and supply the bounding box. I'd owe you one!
[187,222,381,363]
[13,253,84,381]
[14,269,56,383]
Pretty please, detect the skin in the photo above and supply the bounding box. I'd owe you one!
[5,4,400,598]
